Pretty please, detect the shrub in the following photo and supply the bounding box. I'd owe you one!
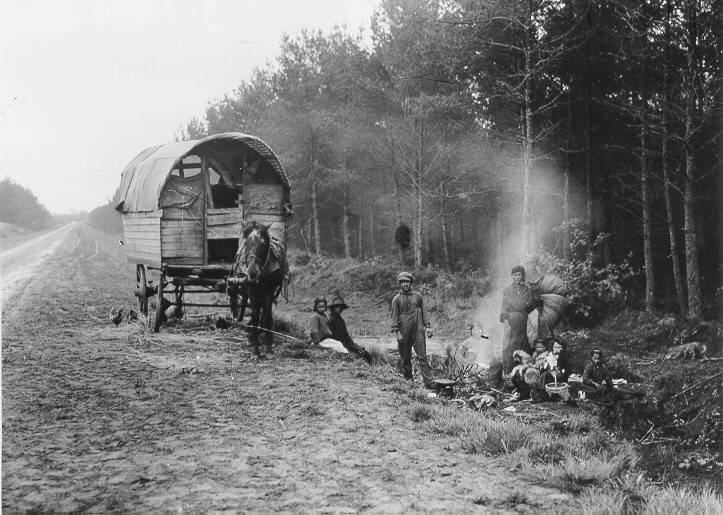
[539,220,638,326]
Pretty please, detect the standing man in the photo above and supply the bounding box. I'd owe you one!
[390,272,435,388]
[500,265,534,375]
[327,295,372,363]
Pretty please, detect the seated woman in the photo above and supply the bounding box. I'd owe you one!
[539,338,571,386]
[580,349,613,398]
[308,297,332,345]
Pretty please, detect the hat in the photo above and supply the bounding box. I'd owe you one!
[329,295,349,309]
[397,271,414,284]
[313,297,327,310]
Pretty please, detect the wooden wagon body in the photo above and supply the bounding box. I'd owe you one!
[115,132,291,330]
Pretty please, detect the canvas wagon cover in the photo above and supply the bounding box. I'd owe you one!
[115,133,289,213]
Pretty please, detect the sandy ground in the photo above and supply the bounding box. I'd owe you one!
[2,223,573,513]
[1,222,76,303]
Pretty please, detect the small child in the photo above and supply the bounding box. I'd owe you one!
[308,297,332,345]
[509,350,533,400]
[531,338,549,366]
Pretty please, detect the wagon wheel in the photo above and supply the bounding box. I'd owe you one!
[152,272,167,333]
[136,265,149,316]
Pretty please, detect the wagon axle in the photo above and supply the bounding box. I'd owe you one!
[133,284,158,299]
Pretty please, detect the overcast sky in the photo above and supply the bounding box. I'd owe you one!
[0,0,379,215]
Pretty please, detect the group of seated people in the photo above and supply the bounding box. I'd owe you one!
[509,338,612,402]
[308,296,372,364]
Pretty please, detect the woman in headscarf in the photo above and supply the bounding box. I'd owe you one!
[500,265,534,374]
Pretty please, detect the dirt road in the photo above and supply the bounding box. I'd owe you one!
[2,223,572,513]
[1,222,76,304]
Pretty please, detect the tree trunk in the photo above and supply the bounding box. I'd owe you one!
[310,137,322,256]
[369,208,376,256]
[358,180,363,257]
[562,91,572,260]
[519,12,533,262]
[683,1,702,319]
[390,129,405,265]
[414,118,424,268]
[342,187,352,259]
[311,177,322,257]
[440,181,451,271]
[641,109,655,312]
[341,154,352,259]
[584,8,594,248]
[663,0,688,316]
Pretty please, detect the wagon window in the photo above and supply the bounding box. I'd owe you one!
[170,155,202,178]
[208,167,222,185]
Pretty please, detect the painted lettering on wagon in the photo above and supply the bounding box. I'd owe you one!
[207,227,244,238]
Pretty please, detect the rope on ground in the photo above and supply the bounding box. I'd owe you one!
[244,325,304,342]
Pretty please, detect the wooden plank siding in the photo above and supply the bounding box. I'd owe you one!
[121,214,162,266]
[206,208,244,240]
[161,219,204,265]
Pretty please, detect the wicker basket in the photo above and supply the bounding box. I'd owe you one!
[545,382,570,401]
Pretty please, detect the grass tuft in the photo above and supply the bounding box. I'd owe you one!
[409,402,436,422]
[461,419,534,455]
[423,408,478,437]
[557,454,635,493]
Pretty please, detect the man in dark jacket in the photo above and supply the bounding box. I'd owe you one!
[327,295,372,363]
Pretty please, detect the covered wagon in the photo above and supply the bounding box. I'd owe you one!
[115,132,292,331]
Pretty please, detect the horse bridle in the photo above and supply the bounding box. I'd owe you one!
[242,228,271,279]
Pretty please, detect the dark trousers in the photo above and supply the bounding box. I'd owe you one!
[511,375,531,400]
[396,318,434,386]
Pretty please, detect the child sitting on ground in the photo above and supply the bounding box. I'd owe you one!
[509,350,533,400]
[531,338,549,365]
[308,297,333,345]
